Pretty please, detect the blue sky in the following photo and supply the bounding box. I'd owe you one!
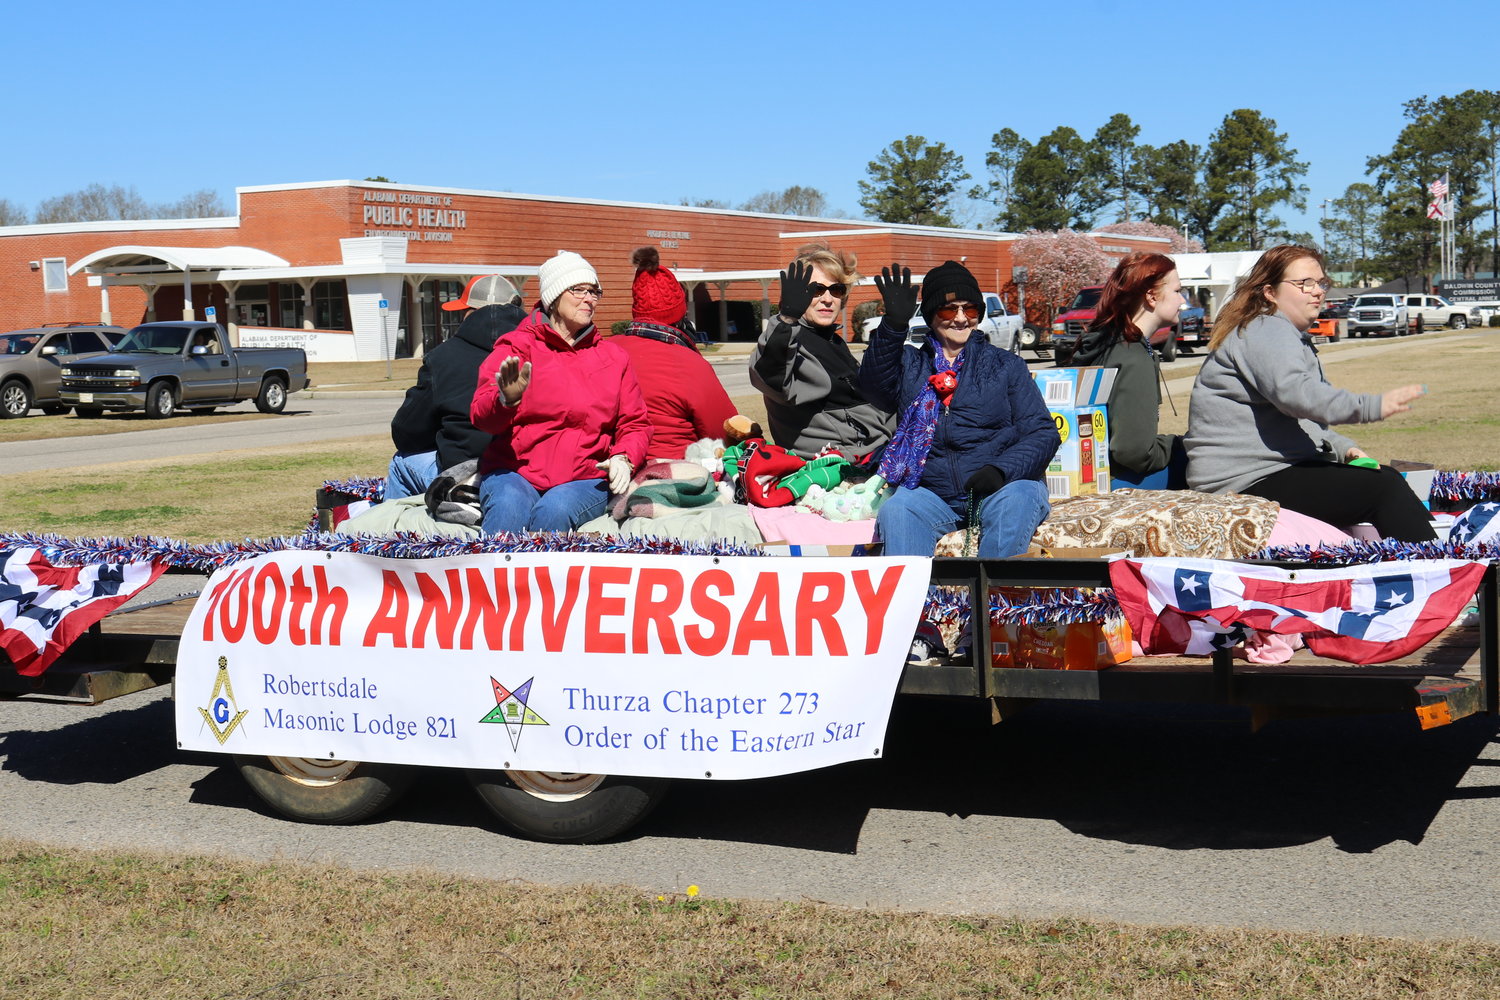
[4,0,1489,239]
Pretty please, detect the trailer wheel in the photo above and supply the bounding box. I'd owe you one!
[234,755,415,824]
[74,405,104,418]
[466,769,669,843]
[1159,334,1178,362]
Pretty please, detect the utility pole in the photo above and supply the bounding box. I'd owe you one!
[1320,199,1332,274]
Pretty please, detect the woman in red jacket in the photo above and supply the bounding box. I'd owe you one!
[611,246,736,459]
[471,251,652,534]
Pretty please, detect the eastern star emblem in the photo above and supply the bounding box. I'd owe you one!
[479,677,549,752]
[198,655,248,745]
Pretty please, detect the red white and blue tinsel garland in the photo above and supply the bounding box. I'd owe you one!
[322,476,387,503]
[1251,537,1500,565]
[919,585,1122,629]
[1431,471,1500,505]
[0,530,763,574]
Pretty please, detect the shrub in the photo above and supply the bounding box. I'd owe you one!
[1489,314,1500,328]
[610,320,630,336]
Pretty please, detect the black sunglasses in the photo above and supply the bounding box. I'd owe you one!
[808,281,848,298]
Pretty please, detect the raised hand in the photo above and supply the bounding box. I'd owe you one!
[777,259,817,321]
[496,355,532,406]
[874,263,916,330]
[1380,383,1425,419]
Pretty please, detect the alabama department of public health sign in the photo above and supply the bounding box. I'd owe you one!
[174,550,930,780]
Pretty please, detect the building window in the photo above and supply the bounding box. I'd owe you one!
[312,280,350,330]
[276,283,304,328]
[42,258,67,292]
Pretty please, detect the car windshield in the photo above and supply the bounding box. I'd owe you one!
[1067,288,1102,311]
[117,326,190,354]
[1358,297,1395,307]
[1,333,41,355]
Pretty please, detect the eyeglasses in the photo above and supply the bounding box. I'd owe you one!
[808,282,848,298]
[565,285,603,300]
[1281,278,1331,294]
[934,303,982,322]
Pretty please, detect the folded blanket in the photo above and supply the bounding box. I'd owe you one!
[608,460,725,520]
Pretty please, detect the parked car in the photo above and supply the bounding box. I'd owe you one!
[1048,285,1104,364]
[0,323,126,418]
[859,292,1021,353]
[1403,294,1471,332]
[58,321,308,418]
[1347,295,1409,337]
[1465,300,1500,326]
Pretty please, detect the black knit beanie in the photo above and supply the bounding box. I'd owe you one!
[920,260,984,327]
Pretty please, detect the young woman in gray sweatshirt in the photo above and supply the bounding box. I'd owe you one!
[1184,245,1433,541]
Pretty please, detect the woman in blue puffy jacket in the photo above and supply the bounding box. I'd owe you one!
[858,260,1059,557]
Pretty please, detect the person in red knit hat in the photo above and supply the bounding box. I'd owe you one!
[611,246,737,459]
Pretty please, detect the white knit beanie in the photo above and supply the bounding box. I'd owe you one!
[537,251,599,311]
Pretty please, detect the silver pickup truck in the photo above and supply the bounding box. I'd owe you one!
[58,321,309,419]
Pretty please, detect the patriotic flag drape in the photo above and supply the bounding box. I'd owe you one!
[0,547,166,676]
[1109,558,1486,664]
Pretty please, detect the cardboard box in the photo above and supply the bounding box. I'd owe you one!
[1044,405,1111,500]
[1032,367,1117,408]
[759,543,881,557]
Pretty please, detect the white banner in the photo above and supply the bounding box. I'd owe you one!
[174,551,930,780]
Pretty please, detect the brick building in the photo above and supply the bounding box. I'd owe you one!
[0,180,1169,360]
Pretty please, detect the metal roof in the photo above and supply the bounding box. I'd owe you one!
[69,245,290,275]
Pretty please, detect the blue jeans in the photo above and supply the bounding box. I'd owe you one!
[877,479,1050,557]
[385,450,440,500]
[479,470,608,534]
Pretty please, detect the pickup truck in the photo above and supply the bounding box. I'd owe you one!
[1403,294,1471,332]
[1052,287,1208,364]
[58,321,309,419]
[1347,295,1409,337]
[859,292,1022,353]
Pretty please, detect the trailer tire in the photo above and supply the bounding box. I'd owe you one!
[466,769,669,843]
[255,377,288,414]
[234,755,415,824]
[41,403,70,416]
[74,405,104,418]
[1160,334,1178,362]
[1019,324,1040,349]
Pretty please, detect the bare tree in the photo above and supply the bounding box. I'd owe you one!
[740,185,829,217]
[0,198,27,226]
[33,183,151,223]
[157,188,228,218]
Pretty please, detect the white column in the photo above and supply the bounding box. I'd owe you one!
[143,283,160,322]
[345,274,408,361]
[713,281,732,343]
[99,279,112,326]
[181,270,195,320]
[300,279,317,330]
[758,278,773,334]
[221,280,240,347]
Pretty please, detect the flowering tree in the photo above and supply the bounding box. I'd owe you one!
[1010,230,1114,321]
[1096,220,1205,253]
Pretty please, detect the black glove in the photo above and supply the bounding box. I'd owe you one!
[777,259,816,320]
[965,465,1006,502]
[874,263,917,331]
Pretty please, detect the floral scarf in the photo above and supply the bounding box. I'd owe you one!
[877,350,963,489]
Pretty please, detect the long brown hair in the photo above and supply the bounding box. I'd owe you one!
[1088,252,1177,342]
[1208,244,1325,351]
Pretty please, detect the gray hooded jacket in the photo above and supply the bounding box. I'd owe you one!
[1185,310,1382,494]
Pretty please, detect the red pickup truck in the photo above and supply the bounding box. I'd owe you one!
[1051,286,1207,363]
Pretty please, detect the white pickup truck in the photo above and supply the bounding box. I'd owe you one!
[1347,294,1410,337]
[1403,294,1471,331]
[859,292,1022,353]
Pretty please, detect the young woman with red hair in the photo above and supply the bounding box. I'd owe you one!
[1069,252,1186,488]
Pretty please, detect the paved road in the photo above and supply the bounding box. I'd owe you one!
[3,688,1498,939]
[0,394,403,473]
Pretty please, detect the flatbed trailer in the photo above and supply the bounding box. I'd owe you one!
[2,557,1495,842]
